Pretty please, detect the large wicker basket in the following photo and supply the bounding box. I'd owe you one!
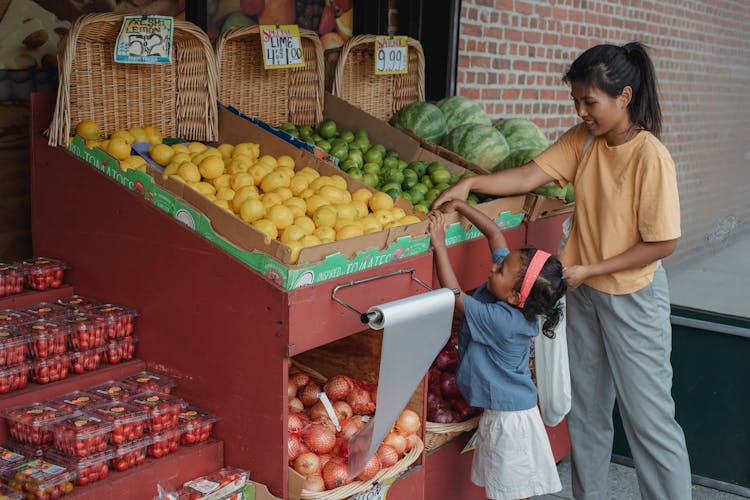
[424,416,480,451]
[215,26,324,126]
[328,34,425,121]
[49,13,218,147]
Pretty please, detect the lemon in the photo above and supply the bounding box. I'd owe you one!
[391,207,406,221]
[171,143,190,154]
[204,193,218,202]
[294,216,316,235]
[99,140,110,151]
[247,164,269,185]
[216,187,235,201]
[232,185,260,212]
[305,195,330,216]
[399,215,422,225]
[274,187,294,201]
[268,204,295,230]
[334,218,356,232]
[128,127,148,143]
[76,120,100,140]
[217,143,234,158]
[298,166,320,180]
[369,192,394,212]
[350,200,369,218]
[351,188,373,203]
[198,156,225,180]
[171,152,192,165]
[276,155,295,169]
[329,175,348,191]
[149,143,175,166]
[111,130,136,144]
[337,224,364,240]
[314,226,336,243]
[143,126,163,144]
[260,170,291,193]
[313,205,337,228]
[187,142,207,154]
[85,139,100,150]
[258,155,278,168]
[289,175,310,196]
[287,240,303,264]
[334,203,357,221]
[239,198,266,223]
[318,185,349,205]
[177,162,201,183]
[194,182,216,196]
[284,197,307,213]
[215,199,232,212]
[299,234,322,248]
[373,209,395,226]
[228,159,251,175]
[107,138,132,160]
[298,188,315,200]
[231,173,255,191]
[213,174,232,190]
[252,219,278,242]
[360,215,383,233]
[261,192,283,208]
[280,224,307,244]
[234,143,260,159]
[163,163,180,178]
[310,176,334,191]
[118,157,137,172]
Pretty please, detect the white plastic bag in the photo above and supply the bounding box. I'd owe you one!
[536,297,571,427]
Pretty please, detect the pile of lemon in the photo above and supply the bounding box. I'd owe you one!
[148,140,421,264]
[74,119,162,173]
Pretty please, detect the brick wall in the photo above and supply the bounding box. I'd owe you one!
[456,0,750,268]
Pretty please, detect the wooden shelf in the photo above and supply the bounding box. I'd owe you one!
[67,439,224,499]
[0,285,74,310]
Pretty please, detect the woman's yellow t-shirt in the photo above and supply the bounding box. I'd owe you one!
[533,123,681,295]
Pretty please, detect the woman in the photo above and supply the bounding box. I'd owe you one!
[433,42,691,500]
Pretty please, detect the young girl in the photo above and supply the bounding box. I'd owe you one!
[433,42,691,500]
[428,199,566,500]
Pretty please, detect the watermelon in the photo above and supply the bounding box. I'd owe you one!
[494,118,548,151]
[441,123,510,171]
[494,146,545,171]
[564,183,575,203]
[436,96,492,131]
[532,181,567,199]
[390,102,447,144]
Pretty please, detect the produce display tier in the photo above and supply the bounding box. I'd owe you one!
[0,285,74,310]
[29,92,568,498]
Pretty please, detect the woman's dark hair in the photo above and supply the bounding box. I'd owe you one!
[515,248,567,338]
[563,42,662,138]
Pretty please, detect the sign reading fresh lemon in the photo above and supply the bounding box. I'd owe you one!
[374,36,408,75]
[115,16,174,64]
[259,25,305,69]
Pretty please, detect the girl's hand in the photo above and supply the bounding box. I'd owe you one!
[564,265,588,290]
[428,210,447,248]
[432,179,471,210]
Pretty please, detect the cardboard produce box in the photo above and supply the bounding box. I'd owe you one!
[524,193,574,222]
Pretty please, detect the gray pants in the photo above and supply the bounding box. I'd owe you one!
[566,266,692,500]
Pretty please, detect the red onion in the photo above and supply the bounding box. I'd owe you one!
[324,374,353,401]
[448,331,459,347]
[428,367,442,396]
[434,347,458,371]
[356,453,382,481]
[452,398,481,421]
[440,372,462,400]
[302,423,336,454]
[431,408,459,424]
[377,444,399,468]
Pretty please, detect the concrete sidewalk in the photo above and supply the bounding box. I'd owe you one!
[532,457,748,499]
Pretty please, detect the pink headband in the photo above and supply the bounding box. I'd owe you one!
[518,250,551,309]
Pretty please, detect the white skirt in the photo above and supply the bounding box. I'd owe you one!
[471,406,562,500]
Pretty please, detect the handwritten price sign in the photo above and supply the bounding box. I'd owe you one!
[374,36,408,75]
[260,25,305,69]
[351,479,393,500]
[114,16,174,64]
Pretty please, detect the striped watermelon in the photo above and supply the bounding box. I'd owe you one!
[495,146,545,171]
[436,96,492,131]
[390,102,447,144]
[442,124,510,170]
[494,118,548,151]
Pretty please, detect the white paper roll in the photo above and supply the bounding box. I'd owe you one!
[348,288,456,478]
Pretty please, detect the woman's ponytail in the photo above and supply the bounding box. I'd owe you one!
[622,42,662,138]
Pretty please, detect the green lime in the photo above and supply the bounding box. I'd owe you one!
[339,131,355,143]
[400,192,413,204]
[346,168,363,180]
[409,161,428,177]
[331,138,348,148]
[467,194,480,206]
[355,129,369,140]
[362,173,379,187]
[434,183,450,192]
[385,149,399,158]
[414,203,429,214]
[420,176,434,189]
[382,156,399,170]
[331,144,349,162]
[450,174,459,184]
[315,139,331,153]
[312,133,323,142]
[430,168,452,186]
[318,119,338,139]
[299,125,314,138]
[280,122,296,132]
[347,149,364,166]
[385,188,402,200]
[427,161,445,174]
[402,169,418,190]
[424,188,441,206]
[287,129,300,138]
[397,160,408,170]
[380,182,402,194]
[340,159,358,171]
[364,148,383,165]
[384,169,405,185]
[408,188,424,205]
[371,144,387,156]
[363,162,381,175]
[411,182,429,195]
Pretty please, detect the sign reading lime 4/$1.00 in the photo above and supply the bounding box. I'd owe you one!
[259,24,305,69]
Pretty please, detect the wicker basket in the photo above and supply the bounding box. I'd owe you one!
[215,26,324,127]
[49,13,218,147]
[299,437,424,500]
[328,34,425,121]
[424,416,480,451]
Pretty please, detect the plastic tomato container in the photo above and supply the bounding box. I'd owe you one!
[3,458,75,498]
[46,391,104,416]
[0,483,23,500]
[88,304,137,339]
[56,295,100,313]
[0,445,27,476]
[3,404,68,445]
[119,370,175,395]
[167,467,249,500]
[102,336,138,365]
[127,392,185,433]
[69,348,104,374]
[45,448,113,488]
[0,263,25,298]
[0,363,30,394]
[64,315,105,351]
[0,327,30,367]
[146,427,180,459]
[4,438,47,459]
[22,302,68,321]
[52,415,112,458]
[111,437,149,472]
[90,404,148,444]
[88,380,137,402]
[0,310,32,329]
[29,354,70,384]
[178,408,217,446]
[18,320,69,359]
[18,257,68,291]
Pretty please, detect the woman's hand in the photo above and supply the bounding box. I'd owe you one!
[563,265,588,290]
[428,210,447,248]
[432,178,471,210]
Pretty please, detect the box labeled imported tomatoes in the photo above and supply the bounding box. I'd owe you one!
[67,108,432,290]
